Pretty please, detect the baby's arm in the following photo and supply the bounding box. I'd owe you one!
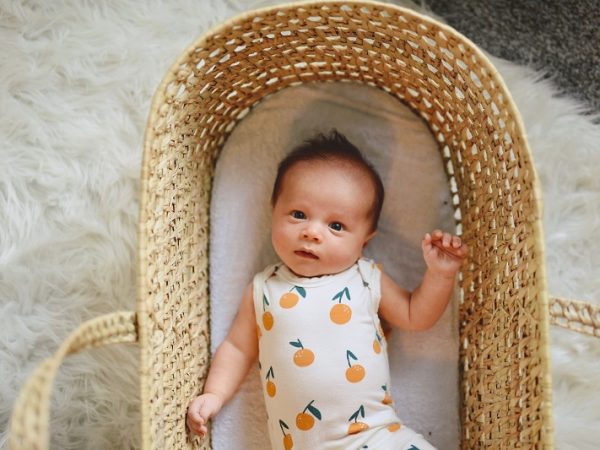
[186,283,258,437]
[378,230,468,331]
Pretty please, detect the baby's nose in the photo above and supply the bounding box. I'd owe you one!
[302,225,322,242]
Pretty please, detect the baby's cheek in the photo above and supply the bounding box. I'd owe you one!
[271,228,285,252]
[333,243,359,268]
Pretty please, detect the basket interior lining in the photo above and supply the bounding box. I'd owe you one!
[208,80,460,448]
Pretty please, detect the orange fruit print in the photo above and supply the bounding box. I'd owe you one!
[373,339,381,354]
[330,287,352,324]
[262,294,274,330]
[280,285,306,308]
[290,339,315,367]
[387,423,401,432]
[381,384,393,404]
[296,400,322,431]
[373,330,383,354]
[345,350,365,382]
[279,420,293,449]
[348,422,369,435]
[263,312,273,330]
[265,366,276,397]
[347,404,369,435]
[295,412,314,431]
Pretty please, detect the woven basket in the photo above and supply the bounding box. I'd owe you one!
[10,1,600,449]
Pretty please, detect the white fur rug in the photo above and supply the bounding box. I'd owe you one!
[1,1,599,449]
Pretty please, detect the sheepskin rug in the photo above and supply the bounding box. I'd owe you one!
[1,1,599,449]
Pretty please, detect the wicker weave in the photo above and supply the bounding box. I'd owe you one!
[9,1,600,449]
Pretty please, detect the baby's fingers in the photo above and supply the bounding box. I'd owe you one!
[429,230,460,248]
[186,414,205,437]
[187,397,204,421]
[187,397,208,436]
[421,232,433,252]
[431,229,443,241]
[429,229,453,247]
[438,237,468,258]
[442,232,452,247]
[451,235,462,248]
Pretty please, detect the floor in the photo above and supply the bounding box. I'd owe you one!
[423,0,599,117]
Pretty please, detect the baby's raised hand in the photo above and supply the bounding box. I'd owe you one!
[422,229,468,278]
[186,392,223,437]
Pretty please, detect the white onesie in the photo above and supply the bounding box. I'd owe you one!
[253,258,436,450]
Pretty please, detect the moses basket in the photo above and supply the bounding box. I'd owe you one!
[10,1,600,449]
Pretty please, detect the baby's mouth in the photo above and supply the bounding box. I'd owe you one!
[295,250,319,260]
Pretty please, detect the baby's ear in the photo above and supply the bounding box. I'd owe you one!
[363,231,377,248]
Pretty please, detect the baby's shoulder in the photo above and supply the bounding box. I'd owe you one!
[357,257,383,277]
[253,262,281,281]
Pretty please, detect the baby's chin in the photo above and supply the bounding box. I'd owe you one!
[284,261,355,278]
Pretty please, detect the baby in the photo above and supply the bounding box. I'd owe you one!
[187,130,467,449]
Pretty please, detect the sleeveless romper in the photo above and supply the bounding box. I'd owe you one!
[253,258,436,450]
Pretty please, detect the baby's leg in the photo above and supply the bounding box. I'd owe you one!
[394,425,437,450]
[360,423,437,450]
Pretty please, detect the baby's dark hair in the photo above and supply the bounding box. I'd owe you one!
[271,130,385,230]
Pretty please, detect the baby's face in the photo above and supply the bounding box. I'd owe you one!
[271,160,376,277]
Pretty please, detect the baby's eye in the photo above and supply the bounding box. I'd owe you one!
[329,222,344,232]
[291,210,305,220]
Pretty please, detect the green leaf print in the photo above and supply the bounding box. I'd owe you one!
[348,405,365,422]
[307,404,322,421]
[279,419,289,433]
[332,287,351,303]
[266,366,274,380]
[293,286,307,298]
[346,350,358,367]
[289,339,304,349]
[302,400,322,421]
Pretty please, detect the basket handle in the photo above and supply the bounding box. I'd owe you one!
[8,302,597,450]
[549,296,600,338]
[9,311,138,450]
